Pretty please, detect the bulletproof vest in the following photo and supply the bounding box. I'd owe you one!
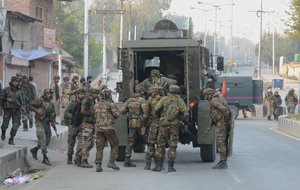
[286,94,296,103]
[62,83,71,97]
[127,97,142,119]
[94,100,113,127]
[210,96,228,122]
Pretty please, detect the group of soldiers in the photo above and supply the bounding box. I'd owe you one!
[1,69,231,171]
[1,74,37,145]
[264,87,298,121]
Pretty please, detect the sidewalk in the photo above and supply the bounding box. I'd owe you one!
[0,121,68,182]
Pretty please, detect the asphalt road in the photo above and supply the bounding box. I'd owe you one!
[16,118,300,190]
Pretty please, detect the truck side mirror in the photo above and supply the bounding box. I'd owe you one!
[217,56,224,71]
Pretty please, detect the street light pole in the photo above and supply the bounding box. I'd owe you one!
[84,0,89,79]
[191,7,210,47]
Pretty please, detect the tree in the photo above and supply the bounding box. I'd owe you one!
[285,0,300,39]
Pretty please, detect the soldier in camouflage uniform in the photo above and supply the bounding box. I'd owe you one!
[84,76,93,96]
[50,76,60,117]
[273,91,282,121]
[153,85,188,172]
[285,89,298,114]
[80,88,99,168]
[27,89,56,166]
[60,77,71,125]
[264,87,274,120]
[120,88,146,167]
[19,75,36,131]
[143,85,164,170]
[69,75,79,102]
[137,69,177,98]
[203,88,230,169]
[64,88,85,165]
[1,77,22,145]
[94,89,120,172]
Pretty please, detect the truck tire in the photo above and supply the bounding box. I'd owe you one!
[117,145,126,161]
[228,105,239,119]
[200,144,216,162]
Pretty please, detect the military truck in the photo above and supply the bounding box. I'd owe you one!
[216,76,264,119]
[114,19,227,162]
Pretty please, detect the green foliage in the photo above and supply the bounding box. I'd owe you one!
[286,0,300,39]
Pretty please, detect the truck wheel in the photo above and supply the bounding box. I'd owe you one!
[117,145,126,161]
[201,144,216,162]
[228,105,239,119]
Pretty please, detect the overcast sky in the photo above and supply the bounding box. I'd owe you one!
[167,0,290,43]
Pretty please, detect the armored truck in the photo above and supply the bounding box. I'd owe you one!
[114,19,227,162]
[216,76,264,119]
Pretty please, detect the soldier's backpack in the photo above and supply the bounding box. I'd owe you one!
[165,97,179,121]
[94,101,112,126]
[72,102,83,126]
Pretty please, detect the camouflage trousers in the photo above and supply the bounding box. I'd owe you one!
[287,105,296,114]
[95,128,119,164]
[155,125,179,161]
[145,124,159,161]
[53,100,60,117]
[74,126,83,161]
[216,120,228,159]
[125,126,141,158]
[1,109,21,138]
[265,101,273,117]
[60,97,69,122]
[81,122,95,160]
[35,121,52,155]
[21,110,34,129]
[67,125,82,158]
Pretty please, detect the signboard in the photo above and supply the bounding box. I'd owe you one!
[11,57,29,66]
[44,28,56,48]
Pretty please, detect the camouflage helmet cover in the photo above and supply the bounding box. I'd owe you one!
[150,85,163,92]
[168,85,180,94]
[203,88,214,97]
[44,88,54,94]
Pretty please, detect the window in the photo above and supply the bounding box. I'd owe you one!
[36,6,47,25]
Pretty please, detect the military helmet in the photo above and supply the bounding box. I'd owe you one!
[11,76,18,81]
[100,89,111,100]
[135,85,143,93]
[151,69,160,77]
[169,85,180,94]
[63,76,70,81]
[44,88,54,94]
[76,88,85,94]
[89,88,100,94]
[203,88,214,97]
[54,75,60,80]
[72,75,79,80]
[80,77,86,83]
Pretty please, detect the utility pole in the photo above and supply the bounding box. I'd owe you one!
[94,1,124,82]
[84,0,89,79]
[102,0,107,84]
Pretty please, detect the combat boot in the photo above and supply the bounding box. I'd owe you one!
[81,159,93,168]
[96,163,103,172]
[212,160,227,169]
[152,160,163,172]
[144,160,151,170]
[23,124,28,131]
[107,160,120,170]
[42,155,52,166]
[168,160,176,172]
[123,157,136,167]
[30,146,40,160]
[73,156,82,167]
[67,156,73,164]
[1,129,5,141]
[8,137,15,145]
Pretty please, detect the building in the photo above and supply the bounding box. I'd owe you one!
[0,0,75,92]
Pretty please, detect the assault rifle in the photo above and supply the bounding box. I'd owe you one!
[45,109,59,137]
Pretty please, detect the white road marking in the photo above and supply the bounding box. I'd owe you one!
[270,128,300,141]
[228,170,242,183]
